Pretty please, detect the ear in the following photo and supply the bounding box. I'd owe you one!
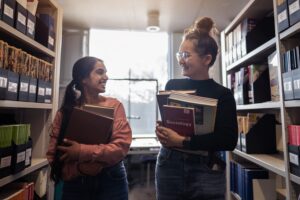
[203,54,212,66]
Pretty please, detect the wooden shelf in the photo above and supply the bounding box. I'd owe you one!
[280,21,300,40]
[233,150,286,177]
[236,101,281,110]
[226,38,276,72]
[0,21,55,57]
[0,158,48,187]
[0,101,52,109]
[285,100,300,108]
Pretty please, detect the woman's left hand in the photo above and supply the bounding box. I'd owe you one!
[57,139,81,162]
[156,126,185,148]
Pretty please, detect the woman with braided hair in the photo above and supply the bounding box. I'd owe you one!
[47,56,132,200]
[155,17,238,200]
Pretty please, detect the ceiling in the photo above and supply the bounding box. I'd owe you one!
[58,0,249,33]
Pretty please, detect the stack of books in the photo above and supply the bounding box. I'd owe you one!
[157,91,218,136]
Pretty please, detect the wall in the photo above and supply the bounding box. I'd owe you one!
[169,32,221,82]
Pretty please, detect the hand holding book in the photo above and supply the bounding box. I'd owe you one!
[57,138,81,162]
[155,125,185,148]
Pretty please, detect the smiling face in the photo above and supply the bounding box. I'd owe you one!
[82,61,108,94]
[177,39,212,80]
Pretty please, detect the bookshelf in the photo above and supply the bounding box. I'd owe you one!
[221,0,300,199]
[0,0,62,198]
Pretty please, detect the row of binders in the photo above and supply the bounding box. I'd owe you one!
[0,0,55,50]
[282,45,300,100]
[0,39,53,103]
[0,124,32,179]
[227,51,278,105]
[277,0,300,33]
[230,161,276,200]
[156,90,217,136]
[224,15,274,66]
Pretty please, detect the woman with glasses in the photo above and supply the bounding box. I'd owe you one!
[47,56,132,200]
[155,17,238,200]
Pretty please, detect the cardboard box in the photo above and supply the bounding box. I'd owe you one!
[28,77,37,102]
[0,146,13,179]
[288,0,300,26]
[44,81,52,103]
[25,138,32,168]
[6,70,19,101]
[18,74,29,101]
[0,68,8,100]
[11,142,26,174]
[35,16,55,50]
[2,0,16,27]
[14,2,27,34]
[26,11,35,39]
[36,79,45,103]
[283,70,295,100]
[288,144,300,176]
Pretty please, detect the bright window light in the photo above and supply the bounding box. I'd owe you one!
[89,29,169,136]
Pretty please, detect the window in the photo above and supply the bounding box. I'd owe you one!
[89,29,169,135]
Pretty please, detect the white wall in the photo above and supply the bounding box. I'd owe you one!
[60,29,89,86]
[169,32,221,83]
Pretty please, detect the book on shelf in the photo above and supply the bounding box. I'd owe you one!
[65,107,113,144]
[167,92,218,135]
[156,89,196,119]
[162,105,195,137]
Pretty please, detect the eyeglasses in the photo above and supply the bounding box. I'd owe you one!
[176,51,191,62]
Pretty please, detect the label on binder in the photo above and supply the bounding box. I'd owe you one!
[18,12,26,25]
[289,1,300,15]
[284,81,292,91]
[46,87,52,95]
[8,82,17,93]
[0,77,7,88]
[25,148,32,166]
[289,152,299,166]
[38,87,45,96]
[17,151,26,163]
[20,82,29,92]
[0,156,11,168]
[294,79,300,90]
[48,36,54,46]
[278,10,287,23]
[4,5,13,19]
[27,20,35,34]
[29,84,36,93]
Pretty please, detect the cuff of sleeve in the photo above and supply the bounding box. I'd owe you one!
[182,137,191,149]
[79,144,94,162]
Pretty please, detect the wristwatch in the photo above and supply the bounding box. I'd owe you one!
[182,136,191,149]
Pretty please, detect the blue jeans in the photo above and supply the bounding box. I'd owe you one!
[155,147,226,200]
[62,161,128,200]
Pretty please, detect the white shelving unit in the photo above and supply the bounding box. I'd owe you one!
[221,0,300,199]
[0,0,62,197]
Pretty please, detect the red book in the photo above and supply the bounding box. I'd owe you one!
[162,105,195,137]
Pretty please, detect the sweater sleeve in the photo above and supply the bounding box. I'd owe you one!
[78,102,132,165]
[186,91,238,151]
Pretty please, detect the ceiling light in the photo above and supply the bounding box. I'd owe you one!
[146,10,160,32]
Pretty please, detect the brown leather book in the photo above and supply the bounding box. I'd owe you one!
[65,107,113,144]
